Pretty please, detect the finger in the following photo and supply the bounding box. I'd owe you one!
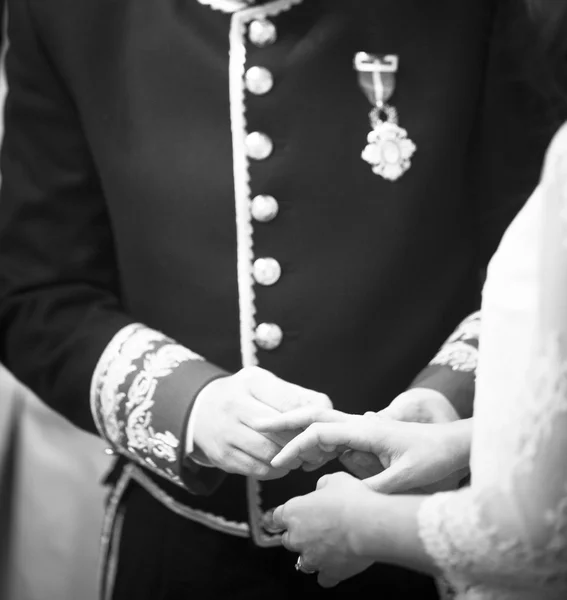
[255,406,353,433]
[374,406,398,421]
[258,424,301,452]
[363,459,416,494]
[239,398,304,448]
[376,395,423,422]
[222,447,290,480]
[230,427,303,471]
[317,572,341,588]
[230,424,286,464]
[266,427,301,448]
[340,450,385,479]
[281,530,299,551]
[271,504,287,530]
[298,388,333,411]
[419,466,468,493]
[320,443,338,452]
[317,471,353,490]
[244,400,344,470]
[302,462,324,472]
[247,370,322,412]
[236,400,306,469]
[261,429,304,465]
[261,508,286,534]
[271,422,368,469]
[301,450,339,471]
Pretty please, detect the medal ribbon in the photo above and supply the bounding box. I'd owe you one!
[354,53,398,107]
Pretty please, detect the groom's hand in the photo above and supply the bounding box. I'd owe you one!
[190,367,333,479]
[378,388,461,423]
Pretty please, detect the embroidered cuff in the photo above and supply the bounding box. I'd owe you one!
[430,311,480,372]
[411,312,481,418]
[90,323,228,494]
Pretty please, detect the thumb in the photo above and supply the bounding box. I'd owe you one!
[317,472,354,490]
[316,474,331,490]
[363,460,414,494]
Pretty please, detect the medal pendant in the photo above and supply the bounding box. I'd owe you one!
[362,107,416,181]
[354,52,416,181]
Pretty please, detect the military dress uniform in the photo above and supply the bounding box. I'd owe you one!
[0,0,552,598]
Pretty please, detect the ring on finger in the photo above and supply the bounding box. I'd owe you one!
[295,555,318,575]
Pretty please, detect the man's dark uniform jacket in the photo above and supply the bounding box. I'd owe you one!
[0,0,553,596]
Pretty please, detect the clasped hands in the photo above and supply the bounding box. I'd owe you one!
[190,369,470,588]
[190,366,468,489]
[190,366,341,479]
[259,388,471,588]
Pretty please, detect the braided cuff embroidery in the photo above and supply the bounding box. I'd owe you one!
[430,312,481,373]
[90,323,205,485]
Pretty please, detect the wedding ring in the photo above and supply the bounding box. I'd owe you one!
[295,555,317,575]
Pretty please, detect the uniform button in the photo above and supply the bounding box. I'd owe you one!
[245,66,274,95]
[255,323,283,350]
[251,195,279,222]
[248,19,277,47]
[245,132,273,160]
[253,257,281,286]
[104,447,116,456]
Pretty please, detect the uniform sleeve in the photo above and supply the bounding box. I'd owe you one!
[0,0,227,494]
[409,312,480,419]
[417,127,567,598]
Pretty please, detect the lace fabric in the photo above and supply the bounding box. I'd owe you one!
[418,124,567,599]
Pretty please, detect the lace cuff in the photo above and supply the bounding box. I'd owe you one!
[90,323,228,493]
[418,489,491,594]
[418,487,567,598]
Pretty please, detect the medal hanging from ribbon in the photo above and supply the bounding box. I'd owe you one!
[354,53,416,181]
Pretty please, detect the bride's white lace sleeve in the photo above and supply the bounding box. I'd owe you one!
[417,125,567,600]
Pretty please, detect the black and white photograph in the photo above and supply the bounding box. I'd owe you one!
[0,1,566,599]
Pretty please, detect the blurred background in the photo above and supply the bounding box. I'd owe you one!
[0,30,111,600]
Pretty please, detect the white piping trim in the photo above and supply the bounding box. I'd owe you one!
[130,465,251,538]
[99,464,132,600]
[229,12,258,371]
[98,463,251,600]
[229,0,305,377]
[197,0,252,13]
[229,0,304,548]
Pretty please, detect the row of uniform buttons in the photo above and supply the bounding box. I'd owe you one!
[246,18,283,352]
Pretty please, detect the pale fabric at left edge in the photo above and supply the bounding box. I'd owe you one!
[0,367,111,600]
[0,20,111,600]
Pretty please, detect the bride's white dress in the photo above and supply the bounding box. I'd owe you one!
[417,124,567,599]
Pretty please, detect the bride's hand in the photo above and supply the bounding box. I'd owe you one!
[343,388,469,492]
[272,472,376,588]
[258,408,471,493]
